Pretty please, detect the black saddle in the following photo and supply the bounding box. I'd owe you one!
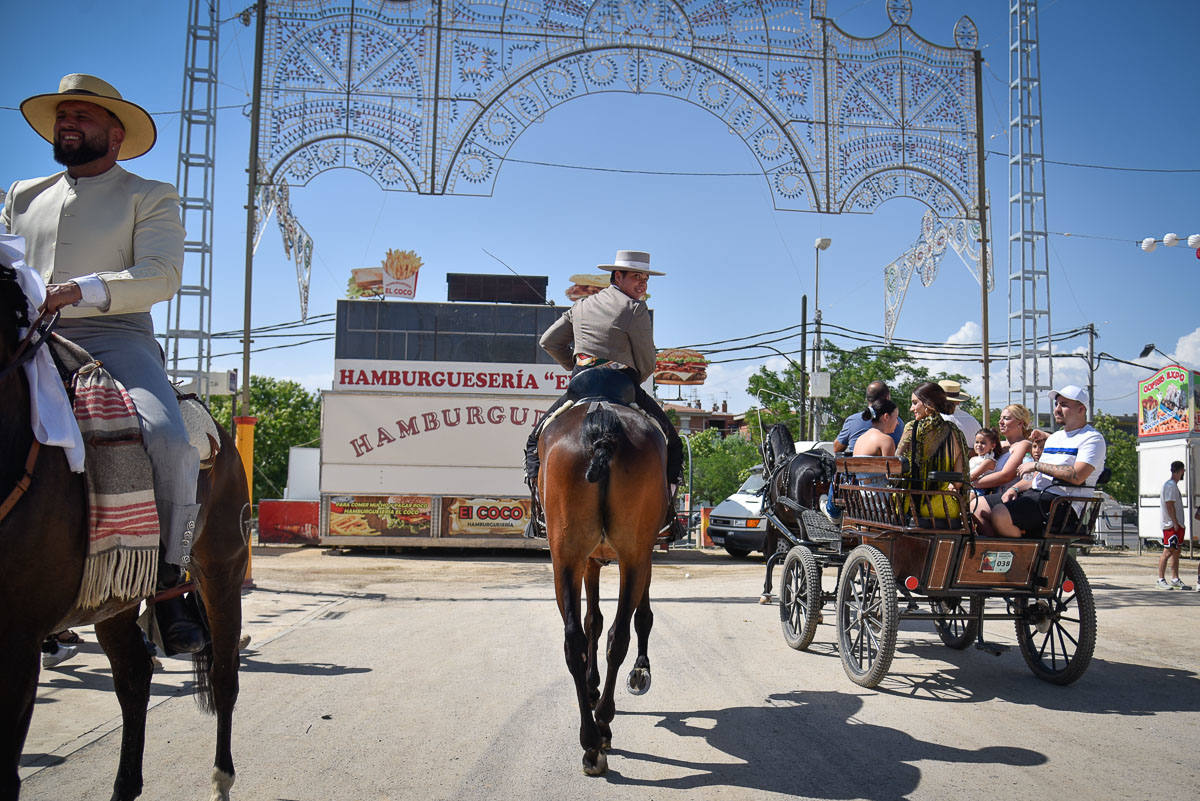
[567,367,637,406]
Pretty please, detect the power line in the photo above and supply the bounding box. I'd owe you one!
[986,149,1199,174]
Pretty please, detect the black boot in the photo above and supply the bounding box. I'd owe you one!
[155,561,207,655]
[522,479,547,539]
[663,484,687,543]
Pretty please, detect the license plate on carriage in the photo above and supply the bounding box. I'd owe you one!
[979,551,1014,574]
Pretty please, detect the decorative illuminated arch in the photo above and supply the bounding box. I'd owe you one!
[259,0,982,217]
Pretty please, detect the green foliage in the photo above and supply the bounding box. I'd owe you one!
[685,429,761,507]
[1092,413,1137,505]
[745,342,972,441]
[209,376,321,505]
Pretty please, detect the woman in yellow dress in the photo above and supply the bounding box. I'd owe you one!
[896,382,970,522]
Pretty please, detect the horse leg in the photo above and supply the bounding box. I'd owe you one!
[583,559,603,711]
[593,558,650,753]
[626,586,653,696]
[760,524,782,603]
[553,564,605,775]
[94,607,154,801]
[192,564,244,801]
[0,634,40,801]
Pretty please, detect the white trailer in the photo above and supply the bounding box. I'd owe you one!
[319,359,572,547]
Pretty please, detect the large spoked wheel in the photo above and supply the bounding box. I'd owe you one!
[779,545,822,650]
[1014,555,1096,685]
[931,596,982,650]
[836,545,898,688]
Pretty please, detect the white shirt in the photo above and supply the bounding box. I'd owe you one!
[946,407,981,444]
[1161,478,1183,530]
[1033,424,1106,497]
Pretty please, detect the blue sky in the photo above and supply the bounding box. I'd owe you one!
[1,0,1196,420]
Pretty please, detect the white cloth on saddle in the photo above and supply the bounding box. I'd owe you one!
[0,234,85,472]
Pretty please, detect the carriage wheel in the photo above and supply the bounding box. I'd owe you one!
[931,596,982,650]
[1014,556,1096,685]
[779,546,821,650]
[836,545,898,688]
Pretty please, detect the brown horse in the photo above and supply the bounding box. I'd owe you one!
[0,264,249,801]
[539,377,668,776]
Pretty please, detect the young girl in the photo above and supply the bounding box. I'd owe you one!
[969,428,1002,485]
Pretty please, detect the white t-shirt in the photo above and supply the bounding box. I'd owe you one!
[1033,424,1106,497]
[1161,479,1183,530]
[951,407,982,445]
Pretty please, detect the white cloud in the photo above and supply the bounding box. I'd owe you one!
[1174,327,1200,366]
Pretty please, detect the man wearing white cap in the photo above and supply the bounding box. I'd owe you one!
[982,385,1106,538]
[938,379,981,444]
[3,74,204,652]
[524,250,683,538]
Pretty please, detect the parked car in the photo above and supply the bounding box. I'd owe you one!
[1093,491,1139,548]
[706,467,766,558]
[707,441,834,558]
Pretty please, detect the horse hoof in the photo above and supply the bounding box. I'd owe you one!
[627,667,651,696]
[601,735,612,752]
[758,594,773,605]
[582,749,608,776]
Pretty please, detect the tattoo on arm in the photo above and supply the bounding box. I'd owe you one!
[1035,461,1090,484]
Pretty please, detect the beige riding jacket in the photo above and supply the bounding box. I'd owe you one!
[540,284,656,382]
[2,165,184,317]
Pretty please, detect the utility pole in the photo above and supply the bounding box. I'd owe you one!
[240,0,266,416]
[799,294,808,439]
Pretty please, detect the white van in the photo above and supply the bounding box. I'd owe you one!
[707,441,834,558]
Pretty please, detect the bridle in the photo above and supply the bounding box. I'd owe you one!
[0,308,59,385]
[0,308,60,523]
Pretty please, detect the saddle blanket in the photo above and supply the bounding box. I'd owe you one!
[68,354,160,608]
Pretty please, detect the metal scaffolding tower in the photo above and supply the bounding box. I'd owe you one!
[165,0,220,396]
[1007,0,1053,424]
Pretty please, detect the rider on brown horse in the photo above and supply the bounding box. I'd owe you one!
[523,249,684,540]
[3,74,204,653]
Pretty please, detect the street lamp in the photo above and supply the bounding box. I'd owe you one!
[1139,343,1173,361]
[813,237,832,440]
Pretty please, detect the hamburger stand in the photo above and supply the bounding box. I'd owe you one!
[259,267,709,549]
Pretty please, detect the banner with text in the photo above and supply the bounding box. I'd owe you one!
[327,494,432,537]
[441,497,530,537]
[333,359,572,395]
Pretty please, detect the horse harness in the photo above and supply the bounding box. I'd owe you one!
[0,310,59,524]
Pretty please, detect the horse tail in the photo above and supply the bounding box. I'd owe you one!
[192,644,217,713]
[582,405,623,484]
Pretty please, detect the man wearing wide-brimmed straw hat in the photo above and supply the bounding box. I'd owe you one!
[3,74,205,653]
[523,250,684,539]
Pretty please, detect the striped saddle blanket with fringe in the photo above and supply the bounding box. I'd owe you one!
[64,350,159,608]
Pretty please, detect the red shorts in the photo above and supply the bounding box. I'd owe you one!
[1163,526,1185,549]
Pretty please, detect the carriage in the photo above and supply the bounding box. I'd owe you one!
[761,446,1102,689]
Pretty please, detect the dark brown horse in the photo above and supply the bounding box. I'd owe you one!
[0,264,249,801]
[539,375,667,776]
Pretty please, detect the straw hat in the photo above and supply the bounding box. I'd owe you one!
[20,74,157,160]
[596,250,665,276]
[938,379,972,404]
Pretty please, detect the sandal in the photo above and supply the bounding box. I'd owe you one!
[55,630,83,644]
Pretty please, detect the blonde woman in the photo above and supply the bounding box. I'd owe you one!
[970,404,1035,528]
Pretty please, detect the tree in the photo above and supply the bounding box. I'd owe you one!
[1092,413,1136,505]
[745,341,971,442]
[686,429,761,506]
[209,376,321,504]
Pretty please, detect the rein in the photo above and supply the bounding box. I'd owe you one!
[0,308,60,384]
[0,309,59,522]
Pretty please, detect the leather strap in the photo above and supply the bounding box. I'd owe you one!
[0,440,40,523]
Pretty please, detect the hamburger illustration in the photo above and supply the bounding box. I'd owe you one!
[654,348,708,385]
[565,273,610,302]
[347,267,384,298]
